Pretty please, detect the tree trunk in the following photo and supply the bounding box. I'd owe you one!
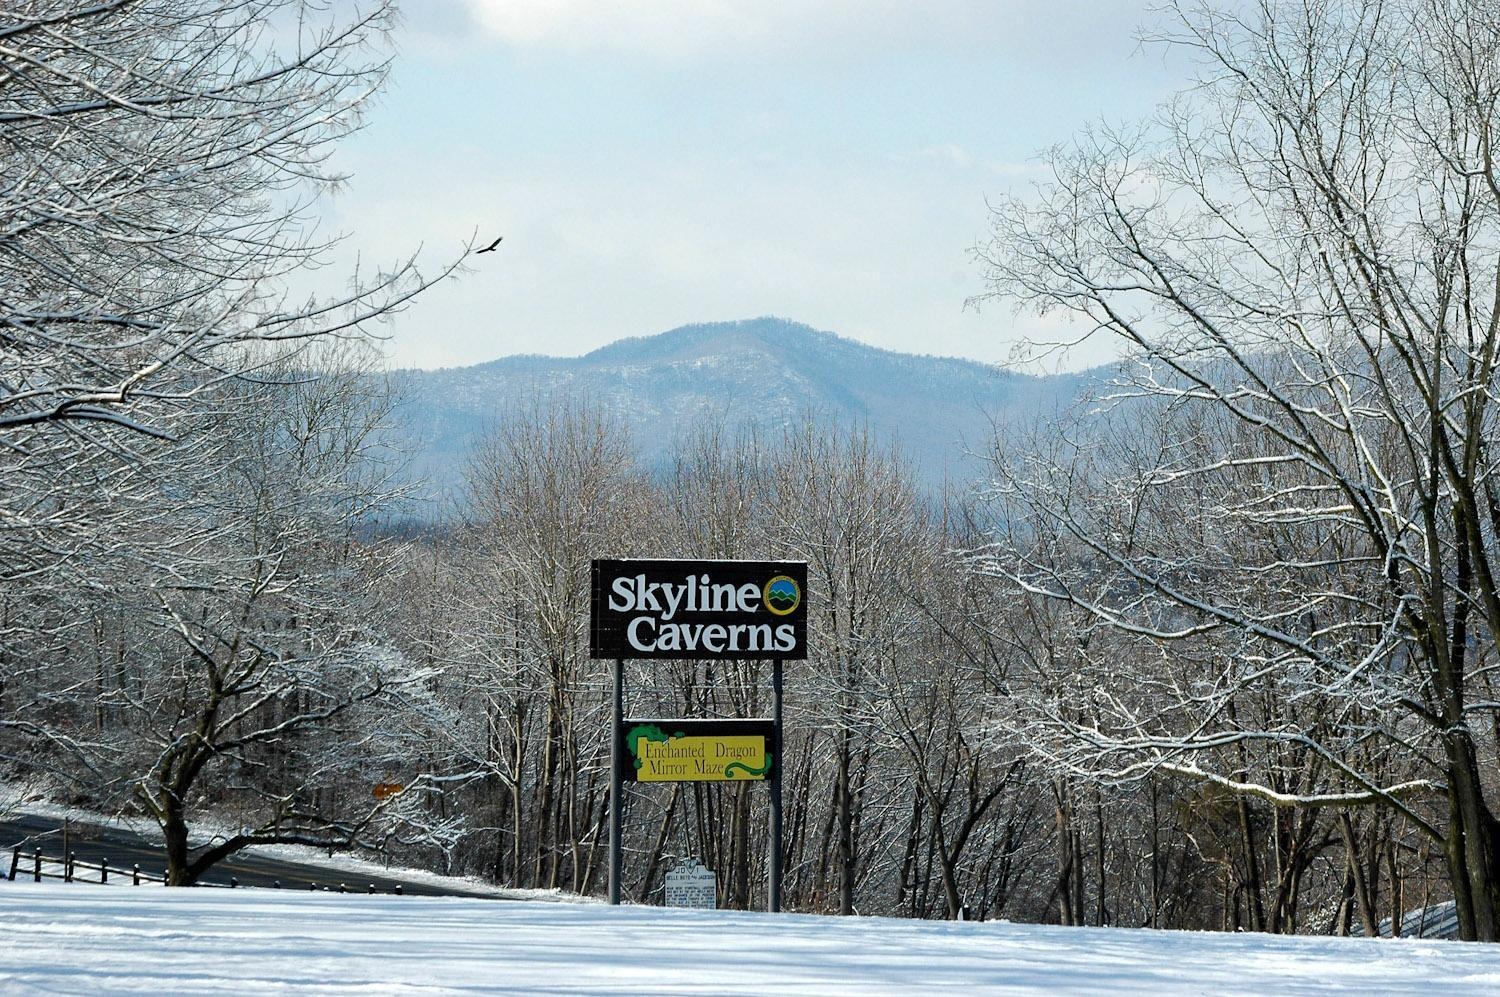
[1236,796,1266,932]
[1444,739,1500,941]
[636,785,680,904]
[836,723,854,915]
[163,802,194,887]
[897,792,923,915]
[1052,795,1076,926]
[1149,779,1161,929]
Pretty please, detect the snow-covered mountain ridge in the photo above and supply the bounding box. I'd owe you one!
[388,317,1093,505]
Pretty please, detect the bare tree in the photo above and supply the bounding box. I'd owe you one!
[453,399,650,892]
[769,421,930,914]
[117,346,441,882]
[0,0,448,435]
[976,0,1500,940]
[0,0,461,597]
[0,1,468,881]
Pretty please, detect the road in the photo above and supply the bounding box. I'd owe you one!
[0,813,501,898]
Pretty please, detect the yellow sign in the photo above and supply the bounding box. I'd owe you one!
[627,724,772,782]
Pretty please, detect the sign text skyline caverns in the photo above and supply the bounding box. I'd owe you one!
[590,559,808,660]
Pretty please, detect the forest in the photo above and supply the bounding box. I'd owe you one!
[6,0,1500,944]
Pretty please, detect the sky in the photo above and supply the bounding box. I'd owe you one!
[319,1,1192,371]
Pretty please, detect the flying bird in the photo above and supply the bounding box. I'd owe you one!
[475,235,504,254]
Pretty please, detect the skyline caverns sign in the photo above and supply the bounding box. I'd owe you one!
[622,718,777,782]
[589,558,808,660]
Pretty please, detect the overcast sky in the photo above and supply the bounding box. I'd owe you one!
[322,1,1189,370]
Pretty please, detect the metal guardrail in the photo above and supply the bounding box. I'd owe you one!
[7,845,406,895]
[8,846,165,886]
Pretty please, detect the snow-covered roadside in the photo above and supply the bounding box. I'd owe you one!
[0,883,1497,995]
[234,840,590,904]
[10,798,301,850]
[5,801,583,903]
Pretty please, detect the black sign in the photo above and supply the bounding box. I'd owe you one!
[620,718,779,782]
[590,558,807,660]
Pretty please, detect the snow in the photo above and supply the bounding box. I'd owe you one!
[2,883,1499,994]
[225,841,584,904]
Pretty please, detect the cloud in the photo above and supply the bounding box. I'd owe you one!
[456,0,1152,63]
[461,0,762,56]
[396,0,482,42]
[917,144,975,169]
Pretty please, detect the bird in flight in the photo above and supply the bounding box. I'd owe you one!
[476,235,504,254]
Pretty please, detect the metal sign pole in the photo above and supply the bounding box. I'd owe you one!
[769,657,783,914]
[609,657,623,906]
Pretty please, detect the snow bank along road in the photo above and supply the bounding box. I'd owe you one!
[2,883,1499,994]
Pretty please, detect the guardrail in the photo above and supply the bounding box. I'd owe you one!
[8,846,164,886]
[6,845,405,895]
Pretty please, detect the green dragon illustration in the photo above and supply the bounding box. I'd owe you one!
[723,756,774,779]
[625,723,683,770]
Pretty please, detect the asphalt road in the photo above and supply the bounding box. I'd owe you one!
[0,813,501,898]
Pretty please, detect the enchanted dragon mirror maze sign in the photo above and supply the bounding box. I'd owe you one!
[621,718,778,782]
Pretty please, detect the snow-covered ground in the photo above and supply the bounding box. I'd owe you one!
[1,882,1497,994]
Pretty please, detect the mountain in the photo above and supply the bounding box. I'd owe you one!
[388,317,1095,506]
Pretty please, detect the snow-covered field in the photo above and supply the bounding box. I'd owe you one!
[1,882,1496,995]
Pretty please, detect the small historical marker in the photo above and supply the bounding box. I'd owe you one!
[664,859,717,909]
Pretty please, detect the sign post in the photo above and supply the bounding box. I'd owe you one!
[609,656,623,906]
[590,558,807,910]
[769,657,783,913]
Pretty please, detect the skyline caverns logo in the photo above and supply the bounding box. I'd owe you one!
[763,575,800,616]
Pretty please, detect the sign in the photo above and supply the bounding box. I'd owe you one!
[664,859,717,909]
[590,559,808,660]
[622,718,776,782]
